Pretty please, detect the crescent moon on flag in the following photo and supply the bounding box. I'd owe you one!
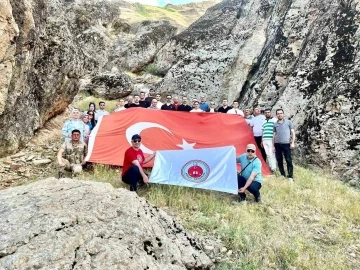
[125,122,173,154]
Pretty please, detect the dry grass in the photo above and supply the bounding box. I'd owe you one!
[78,165,360,270]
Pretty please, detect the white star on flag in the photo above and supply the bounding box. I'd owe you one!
[177,139,196,150]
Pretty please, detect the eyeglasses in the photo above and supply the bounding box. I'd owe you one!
[247,149,255,153]
[210,103,215,105]
[132,140,141,143]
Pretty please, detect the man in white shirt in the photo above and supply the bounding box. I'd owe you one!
[114,99,126,112]
[95,101,109,122]
[227,101,244,116]
[190,101,204,112]
[155,94,163,109]
[148,99,159,109]
[250,107,266,161]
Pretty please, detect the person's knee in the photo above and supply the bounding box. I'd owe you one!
[129,165,140,173]
[72,164,83,174]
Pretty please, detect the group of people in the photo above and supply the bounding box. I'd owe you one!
[58,89,296,202]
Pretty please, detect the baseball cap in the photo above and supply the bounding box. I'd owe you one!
[131,134,141,141]
[246,144,256,151]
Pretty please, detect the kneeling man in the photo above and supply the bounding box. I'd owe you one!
[57,129,87,177]
[122,134,156,191]
[236,144,262,202]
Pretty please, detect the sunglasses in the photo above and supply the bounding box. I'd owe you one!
[247,149,255,153]
[132,140,141,143]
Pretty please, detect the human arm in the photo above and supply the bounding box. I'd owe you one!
[61,121,72,138]
[81,144,88,165]
[57,148,65,167]
[239,172,258,193]
[290,128,295,149]
[132,159,149,183]
[143,152,156,164]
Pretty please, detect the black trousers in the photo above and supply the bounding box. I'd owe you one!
[237,175,262,200]
[122,165,144,191]
[254,136,267,161]
[274,143,293,178]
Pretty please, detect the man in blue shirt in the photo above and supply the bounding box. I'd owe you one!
[236,144,262,202]
[199,95,210,111]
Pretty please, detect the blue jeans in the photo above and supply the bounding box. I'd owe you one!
[274,143,293,178]
[237,175,262,201]
[122,165,144,191]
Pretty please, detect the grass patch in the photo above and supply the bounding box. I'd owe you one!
[135,3,149,17]
[75,94,119,113]
[76,165,360,269]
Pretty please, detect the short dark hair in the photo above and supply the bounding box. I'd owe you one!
[276,109,284,114]
[140,91,145,95]
[99,101,105,105]
[134,94,140,97]
[233,101,239,104]
[166,95,172,98]
[264,108,272,112]
[72,129,81,134]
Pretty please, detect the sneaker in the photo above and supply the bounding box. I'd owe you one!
[288,178,294,182]
[255,194,262,203]
[238,196,246,202]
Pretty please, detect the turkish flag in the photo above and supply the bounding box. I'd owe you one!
[86,108,270,175]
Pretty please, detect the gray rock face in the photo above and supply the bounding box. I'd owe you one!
[155,0,360,180]
[116,20,178,73]
[86,72,134,99]
[0,0,116,157]
[0,178,213,269]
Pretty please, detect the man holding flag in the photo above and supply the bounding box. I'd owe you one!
[121,134,156,192]
[237,144,263,202]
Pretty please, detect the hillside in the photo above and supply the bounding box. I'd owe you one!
[121,1,220,31]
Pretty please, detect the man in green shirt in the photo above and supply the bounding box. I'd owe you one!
[262,108,277,173]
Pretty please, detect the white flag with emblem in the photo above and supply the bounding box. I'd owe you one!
[149,146,238,194]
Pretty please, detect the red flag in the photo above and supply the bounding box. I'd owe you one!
[86,108,270,175]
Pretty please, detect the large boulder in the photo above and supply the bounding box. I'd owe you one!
[0,178,213,269]
[154,0,360,181]
[115,20,178,73]
[86,72,134,100]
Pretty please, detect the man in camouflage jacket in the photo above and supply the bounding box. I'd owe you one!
[57,129,87,177]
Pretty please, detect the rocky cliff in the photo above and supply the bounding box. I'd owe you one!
[0,178,213,269]
[155,0,360,181]
[0,0,215,157]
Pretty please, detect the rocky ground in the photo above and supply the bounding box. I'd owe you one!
[0,140,61,189]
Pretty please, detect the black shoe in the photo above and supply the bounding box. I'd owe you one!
[255,194,262,203]
[238,195,246,202]
[58,171,64,179]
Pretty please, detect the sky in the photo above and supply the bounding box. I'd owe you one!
[126,0,204,6]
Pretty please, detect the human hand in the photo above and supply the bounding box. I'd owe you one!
[238,187,246,193]
[59,161,65,168]
[273,147,276,153]
[290,143,295,149]
[143,175,149,183]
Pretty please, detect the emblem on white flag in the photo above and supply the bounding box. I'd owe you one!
[181,160,210,183]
